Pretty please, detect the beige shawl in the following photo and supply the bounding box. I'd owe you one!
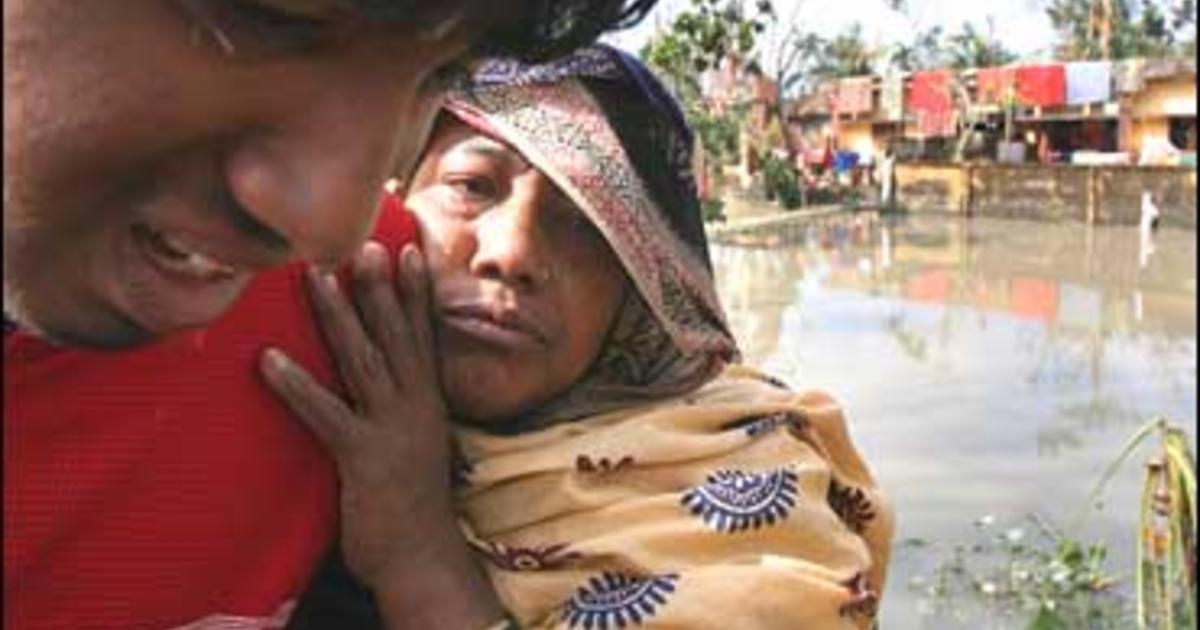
[455,366,894,629]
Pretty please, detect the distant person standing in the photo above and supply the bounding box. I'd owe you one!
[822,134,835,175]
[1139,190,1161,268]
[878,147,897,211]
[1037,131,1053,163]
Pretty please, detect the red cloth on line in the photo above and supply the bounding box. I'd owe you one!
[4,194,419,630]
[976,67,1016,105]
[1015,64,1066,107]
[915,109,957,138]
[908,70,957,138]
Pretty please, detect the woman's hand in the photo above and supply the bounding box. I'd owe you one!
[260,241,503,628]
[261,241,450,584]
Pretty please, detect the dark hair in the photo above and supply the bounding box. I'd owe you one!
[348,0,656,61]
[474,0,659,61]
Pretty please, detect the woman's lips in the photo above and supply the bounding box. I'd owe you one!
[440,303,548,349]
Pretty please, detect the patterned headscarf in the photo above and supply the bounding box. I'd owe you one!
[443,45,740,430]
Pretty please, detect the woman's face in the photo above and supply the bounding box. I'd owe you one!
[405,120,627,424]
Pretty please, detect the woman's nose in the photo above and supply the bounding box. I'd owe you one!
[223,53,444,266]
[469,174,553,291]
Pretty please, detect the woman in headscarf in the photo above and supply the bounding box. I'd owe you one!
[267,44,894,629]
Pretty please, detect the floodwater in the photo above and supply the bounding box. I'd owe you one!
[709,212,1197,629]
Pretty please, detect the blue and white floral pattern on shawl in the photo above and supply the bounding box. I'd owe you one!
[562,572,679,629]
[681,468,800,533]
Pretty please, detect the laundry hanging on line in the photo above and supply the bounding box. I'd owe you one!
[908,70,957,138]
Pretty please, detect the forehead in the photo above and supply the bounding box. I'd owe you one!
[418,117,590,209]
[424,117,524,165]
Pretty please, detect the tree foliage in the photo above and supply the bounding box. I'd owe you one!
[815,24,879,78]
[1046,0,1195,59]
[640,1,776,171]
[889,25,946,72]
[945,21,1018,69]
[641,0,773,85]
[770,22,889,99]
[886,16,1016,72]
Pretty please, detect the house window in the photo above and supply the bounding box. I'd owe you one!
[1168,117,1196,151]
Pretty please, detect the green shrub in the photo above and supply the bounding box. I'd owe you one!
[843,188,865,210]
[761,153,803,210]
[806,186,838,206]
[700,197,725,223]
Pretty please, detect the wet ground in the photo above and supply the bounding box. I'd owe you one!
[709,212,1197,628]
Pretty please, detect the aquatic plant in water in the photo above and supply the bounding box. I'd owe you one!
[905,515,1128,629]
[908,416,1196,629]
[1085,417,1196,630]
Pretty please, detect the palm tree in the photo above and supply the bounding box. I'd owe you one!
[817,24,878,77]
[1089,0,1115,58]
[1048,0,1117,59]
[1048,0,1182,60]
[888,25,945,72]
[945,20,1017,69]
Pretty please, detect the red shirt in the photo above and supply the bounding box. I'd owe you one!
[5,196,418,630]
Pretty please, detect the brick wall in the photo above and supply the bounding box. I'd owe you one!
[895,163,967,213]
[968,164,1091,223]
[1095,166,1197,228]
[896,163,1196,226]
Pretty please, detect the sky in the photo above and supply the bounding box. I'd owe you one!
[603,0,1062,63]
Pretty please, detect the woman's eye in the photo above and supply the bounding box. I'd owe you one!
[444,175,499,204]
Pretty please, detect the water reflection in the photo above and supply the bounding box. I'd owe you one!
[710,213,1196,629]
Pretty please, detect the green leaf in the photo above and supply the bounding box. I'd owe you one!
[1058,540,1084,567]
[1028,605,1069,630]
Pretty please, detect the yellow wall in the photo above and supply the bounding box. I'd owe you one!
[837,120,876,157]
[1132,117,1171,154]
[895,163,969,213]
[1126,75,1195,155]
[1131,76,1196,118]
